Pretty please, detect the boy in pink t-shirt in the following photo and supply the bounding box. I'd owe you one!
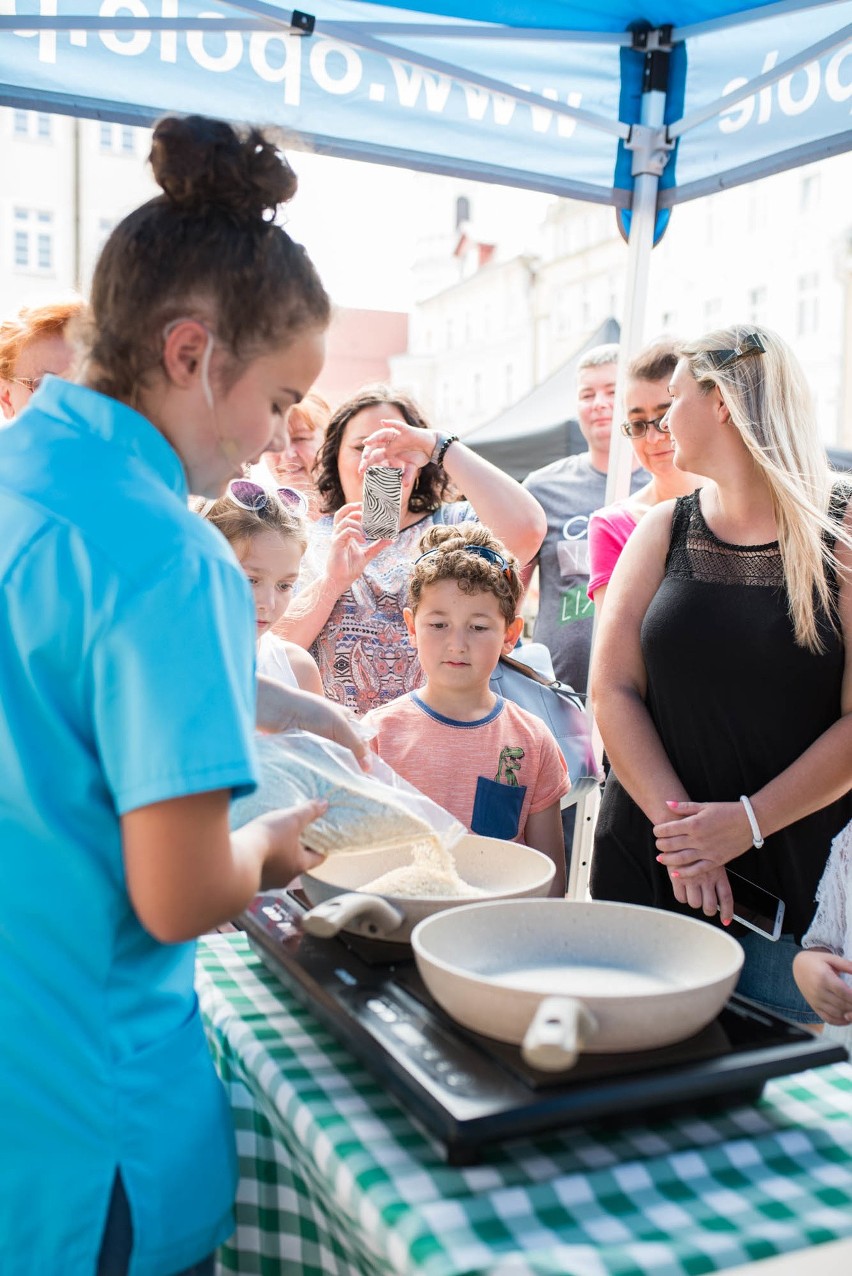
[366,523,569,895]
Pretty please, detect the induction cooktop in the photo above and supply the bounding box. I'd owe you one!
[239,890,847,1164]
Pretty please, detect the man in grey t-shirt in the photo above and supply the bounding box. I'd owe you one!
[522,345,646,693]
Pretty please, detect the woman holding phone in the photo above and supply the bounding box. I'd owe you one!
[277,385,546,714]
[590,325,852,1023]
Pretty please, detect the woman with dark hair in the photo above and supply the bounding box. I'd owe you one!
[0,115,364,1276]
[279,384,546,714]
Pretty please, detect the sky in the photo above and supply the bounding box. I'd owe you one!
[281,149,554,312]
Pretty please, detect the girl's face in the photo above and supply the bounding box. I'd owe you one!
[235,530,304,641]
[264,404,323,493]
[336,404,418,509]
[183,327,326,498]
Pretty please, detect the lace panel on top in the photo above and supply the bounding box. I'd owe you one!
[667,494,784,588]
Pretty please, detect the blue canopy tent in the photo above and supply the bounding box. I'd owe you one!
[1,0,850,496]
[2,0,849,887]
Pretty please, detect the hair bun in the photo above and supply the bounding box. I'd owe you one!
[149,115,297,222]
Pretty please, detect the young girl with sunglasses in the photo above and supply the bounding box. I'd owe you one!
[203,479,322,694]
[366,523,569,895]
[0,115,370,1276]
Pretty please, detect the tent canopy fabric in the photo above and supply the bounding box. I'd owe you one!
[464,318,620,480]
[1,2,850,208]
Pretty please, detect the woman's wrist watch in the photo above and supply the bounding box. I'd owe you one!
[429,433,459,467]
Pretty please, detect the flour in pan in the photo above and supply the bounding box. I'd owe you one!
[361,836,488,899]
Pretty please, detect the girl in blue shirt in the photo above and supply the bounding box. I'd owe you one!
[0,115,359,1276]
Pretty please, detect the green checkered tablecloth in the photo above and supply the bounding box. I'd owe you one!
[196,932,852,1276]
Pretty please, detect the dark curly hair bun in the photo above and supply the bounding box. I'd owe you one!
[150,114,297,222]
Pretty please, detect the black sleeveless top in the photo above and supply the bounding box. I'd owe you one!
[591,484,852,939]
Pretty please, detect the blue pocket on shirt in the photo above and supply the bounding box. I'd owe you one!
[471,776,526,840]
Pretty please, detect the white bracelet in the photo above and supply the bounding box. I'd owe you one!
[739,795,764,849]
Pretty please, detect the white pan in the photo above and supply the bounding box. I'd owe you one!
[300,834,555,943]
[411,899,744,1071]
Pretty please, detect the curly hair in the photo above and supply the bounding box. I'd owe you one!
[314,384,452,515]
[198,490,308,556]
[409,523,521,626]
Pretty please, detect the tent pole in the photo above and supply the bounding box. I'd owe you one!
[569,40,671,902]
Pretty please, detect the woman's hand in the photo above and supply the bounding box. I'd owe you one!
[256,678,372,770]
[325,501,391,590]
[792,948,852,1026]
[653,799,753,872]
[358,418,436,487]
[667,861,734,923]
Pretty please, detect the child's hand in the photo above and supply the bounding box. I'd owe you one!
[256,799,329,889]
[793,948,852,1026]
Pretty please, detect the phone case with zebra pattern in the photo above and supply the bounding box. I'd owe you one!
[361,465,403,541]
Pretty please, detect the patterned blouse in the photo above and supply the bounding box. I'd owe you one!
[302,502,475,714]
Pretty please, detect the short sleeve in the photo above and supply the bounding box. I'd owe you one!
[587,506,635,599]
[801,821,852,955]
[92,551,258,814]
[528,722,571,814]
[435,501,477,526]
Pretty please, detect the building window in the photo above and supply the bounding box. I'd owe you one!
[99,122,136,154]
[748,286,767,323]
[13,208,54,274]
[12,110,52,141]
[797,272,819,335]
[799,173,819,213]
[703,297,722,327]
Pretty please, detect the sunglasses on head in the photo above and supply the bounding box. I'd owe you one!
[227,480,308,515]
[415,543,513,580]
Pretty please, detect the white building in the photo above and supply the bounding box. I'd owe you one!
[0,109,157,310]
[392,152,852,448]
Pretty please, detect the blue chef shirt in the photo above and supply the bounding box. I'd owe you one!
[0,380,258,1276]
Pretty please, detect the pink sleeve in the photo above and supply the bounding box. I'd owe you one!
[587,505,639,599]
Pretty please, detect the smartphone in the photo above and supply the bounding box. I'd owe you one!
[726,869,785,941]
[361,465,403,541]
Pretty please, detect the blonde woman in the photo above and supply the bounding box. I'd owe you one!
[590,325,852,1023]
[263,390,330,518]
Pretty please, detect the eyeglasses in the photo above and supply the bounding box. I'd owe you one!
[13,376,44,394]
[415,543,513,580]
[228,480,308,515]
[620,415,670,439]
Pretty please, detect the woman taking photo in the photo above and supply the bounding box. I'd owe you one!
[0,115,362,1276]
[278,385,546,714]
[590,325,852,1022]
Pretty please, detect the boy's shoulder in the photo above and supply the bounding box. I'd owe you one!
[496,697,563,752]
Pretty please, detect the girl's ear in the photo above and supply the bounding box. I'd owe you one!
[161,319,211,389]
[503,616,525,653]
[403,606,417,645]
